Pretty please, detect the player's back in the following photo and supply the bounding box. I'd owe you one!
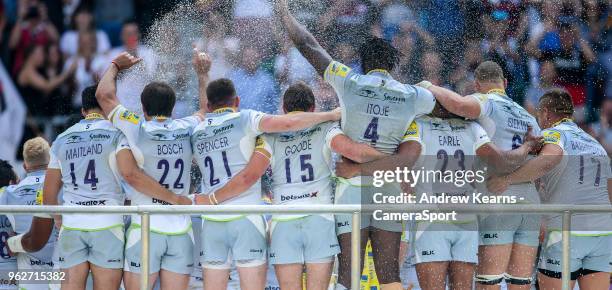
[50,118,126,229]
[472,90,540,202]
[412,116,490,221]
[539,119,611,232]
[263,121,338,219]
[2,173,56,267]
[191,108,266,218]
[472,90,539,151]
[324,61,436,155]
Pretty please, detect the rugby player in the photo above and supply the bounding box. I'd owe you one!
[1,138,56,290]
[47,84,199,290]
[422,61,542,289]
[190,79,341,290]
[399,104,539,290]
[488,89,612,290]
[275,1,446,288]
[195,82,383,290]
[95,50,209,289]
[0,160,18,290]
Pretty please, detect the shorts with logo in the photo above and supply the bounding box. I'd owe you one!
[478,213,540,247]
[124,225,194,275]
[200,215,267,269]
[538,232,612,274]
[58,226,124,269]
[412,222,478,264]
[335,181,403,235]
[269,215,339,265]
[16,254,54,290]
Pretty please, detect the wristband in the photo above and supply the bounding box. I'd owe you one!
[210,192,219,205]
[7,233,26,253]
[416,80,433,89]
[111,61,120,70]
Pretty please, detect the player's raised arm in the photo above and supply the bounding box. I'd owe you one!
[258,108,341,133]
[192,46,211,120]
[116,149,192,205]
[418,81,482,120]
[95,52,142,117]
[274,0,332,75]
[476,127,542,172]
[195,143,271,205]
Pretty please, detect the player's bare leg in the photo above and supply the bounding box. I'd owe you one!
[506,243,537,290]
[537,272,576,290]
[306,261,334,290]
[275,263,302,290]
[237,264,267,290]
[90,263,123,290]
[159,270,190,290]
[336,229,369,289]
[202,268,230,290]
[449,261,476,290]
[371,228,402,290]
[476,244,512,290]
[124,271,159,290]
[416,261,449,290]
[61,262,89,290]
[577,272,610,290]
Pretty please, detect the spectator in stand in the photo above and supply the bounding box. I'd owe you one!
[17,45,76,119]
[0,61,26,164]
[0,2,6,45]
[419,50,444,86]
[524,60,561,116]
[274,42,317,90]
[8,0,59,76]
[59,8,111,57]
[589,96,612,154]
[228,46,278,113]
[65,30,99,111]
[232,0,274,54]
[44,44,72,117]
[392,20,435,84]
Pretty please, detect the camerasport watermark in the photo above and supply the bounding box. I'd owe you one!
[0,270,67,284]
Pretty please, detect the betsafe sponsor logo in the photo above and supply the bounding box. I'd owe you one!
[280,192,318,202]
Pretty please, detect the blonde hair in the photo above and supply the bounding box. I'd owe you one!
[23,137,50,168]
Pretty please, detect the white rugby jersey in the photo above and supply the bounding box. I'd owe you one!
[324,61,436,155]
[108,105,199,234]
[407,116,491,222]
[0,171,57,268]
[49,116,128,230]
[191,108,266,220]
[538,119,612,235]
[471,89,541,202]
[260,121,343,220]
[0,188,16,273]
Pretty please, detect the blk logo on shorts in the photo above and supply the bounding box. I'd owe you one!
[546,258,560,266]
[131,262,141,267]
[250,249,263,253]
[107,259,121,263]
[337,221,349,227]
[483,233,498,239]
[421,250,435,256]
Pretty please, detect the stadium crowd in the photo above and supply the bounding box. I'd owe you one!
[0,0,610,166]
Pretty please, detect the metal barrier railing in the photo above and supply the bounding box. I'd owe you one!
[1,203,610,290]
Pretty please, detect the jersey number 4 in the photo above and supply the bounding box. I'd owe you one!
[69,160,98,190]
[363,117,379,145]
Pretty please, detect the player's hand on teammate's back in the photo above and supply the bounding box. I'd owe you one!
[523,126,543,154]
[193,194,211,205]
[331,107,342,121]
[112,52,142,71]
[335,157,359,179]
[177,196,193,205]
[487,175,510,194]
[192,46,212,76]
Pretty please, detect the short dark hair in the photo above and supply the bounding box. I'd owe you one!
[475,61,505,83]
[206,78,237,108]
[539,88,574,117]
[0,160,17,188]
[359,37,400,73]
[82,85,100,111]
[140,82,175,117]
[283,82,315,112]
